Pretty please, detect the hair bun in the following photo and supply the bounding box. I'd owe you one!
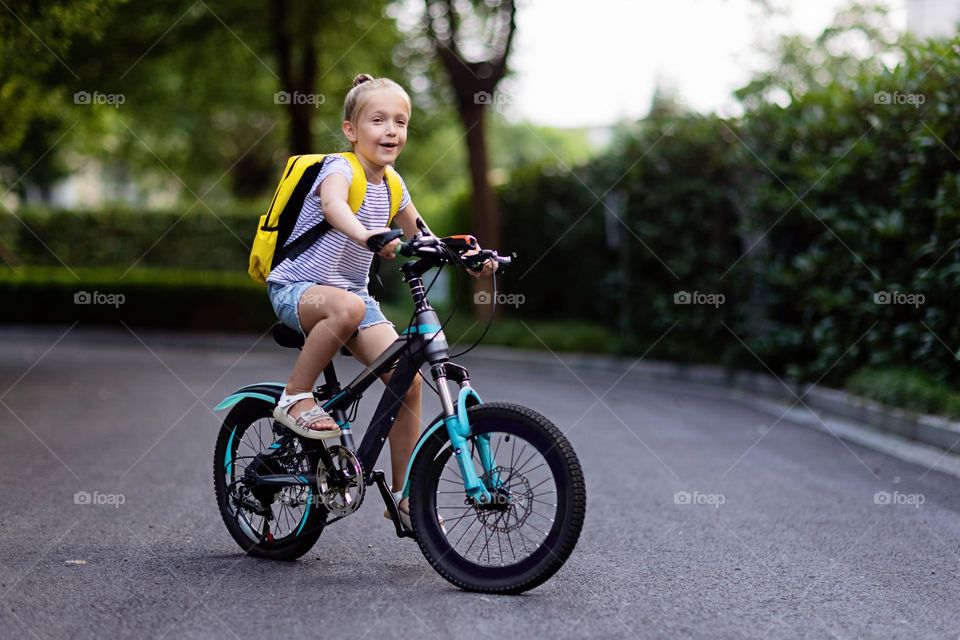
[352,73,374,88]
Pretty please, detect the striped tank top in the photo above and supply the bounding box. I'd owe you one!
[266,155,410,291]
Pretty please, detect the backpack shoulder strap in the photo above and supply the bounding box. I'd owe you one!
[336,152,367,213]
[384,165,403,226]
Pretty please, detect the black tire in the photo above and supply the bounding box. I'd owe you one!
[408,402,586,593]
[213,399,327,560]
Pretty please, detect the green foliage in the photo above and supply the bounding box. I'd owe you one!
[496,31,960,387]
[0,266,273,331]
[377,301,620,354]
[0,0,122,188]
[3,207,255,270]
[2,1,402,199]
[847,368,960,418]
[741,36,960,385]
[499,115,745,363]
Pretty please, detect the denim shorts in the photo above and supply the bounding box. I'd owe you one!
[266,281,393,335]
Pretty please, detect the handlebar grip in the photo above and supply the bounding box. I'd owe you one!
[366,229,403,253]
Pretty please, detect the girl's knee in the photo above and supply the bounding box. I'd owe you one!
[347,293,366,326]
[331,292,365,328]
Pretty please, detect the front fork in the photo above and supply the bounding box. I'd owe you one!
[431,363,500,504]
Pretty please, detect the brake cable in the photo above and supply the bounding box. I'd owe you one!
[398,239,503,392]
[448,265,498,359]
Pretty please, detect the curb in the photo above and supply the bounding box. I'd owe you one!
[466,346,960,455]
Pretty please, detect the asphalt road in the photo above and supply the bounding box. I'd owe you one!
[1,325,959,640]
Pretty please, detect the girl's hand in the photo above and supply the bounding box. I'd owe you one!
[362,228,401,259]
[463,248,498,278]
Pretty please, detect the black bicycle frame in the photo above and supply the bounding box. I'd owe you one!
[254,258,467,487]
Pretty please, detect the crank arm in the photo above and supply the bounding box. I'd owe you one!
[373,470,413,539]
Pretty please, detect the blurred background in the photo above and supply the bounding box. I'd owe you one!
[2,0,959,418]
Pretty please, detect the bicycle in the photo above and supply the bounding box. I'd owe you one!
[212,229,586,593]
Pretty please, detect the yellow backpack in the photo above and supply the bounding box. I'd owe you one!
[248,151,403,284]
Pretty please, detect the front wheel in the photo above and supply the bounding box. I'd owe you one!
[408,402,586,593]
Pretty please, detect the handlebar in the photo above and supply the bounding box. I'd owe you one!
[365,229,512,271]
[398,234,512,270]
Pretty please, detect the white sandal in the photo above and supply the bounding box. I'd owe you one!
[272,391,342,440]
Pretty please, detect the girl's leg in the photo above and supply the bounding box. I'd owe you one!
[285,285,366,425]
[345,322,422,498]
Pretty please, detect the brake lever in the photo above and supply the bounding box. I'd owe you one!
[463,250,496,272]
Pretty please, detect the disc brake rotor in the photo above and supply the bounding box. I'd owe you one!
[476,466,533,533]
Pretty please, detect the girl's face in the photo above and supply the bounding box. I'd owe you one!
[344,90,410,169]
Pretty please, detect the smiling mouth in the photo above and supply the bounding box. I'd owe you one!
[379,142,399,150]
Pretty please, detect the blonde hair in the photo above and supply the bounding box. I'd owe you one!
[343,73,412,123]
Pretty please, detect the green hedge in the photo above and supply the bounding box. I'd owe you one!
[1,266,619,355]
[0,267,275,331]
[847,367,960,419]
[0,206,414,305]
[3,207,256,270]
[495,37,960,388]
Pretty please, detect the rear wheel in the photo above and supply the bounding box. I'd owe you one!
[408,402,586,593]
[213,399,327,560]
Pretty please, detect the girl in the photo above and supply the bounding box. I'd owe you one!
[265,73,496,525]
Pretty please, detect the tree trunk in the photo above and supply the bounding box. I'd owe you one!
[289,102,313,154]
[459,102,501,318]
[269,0,315,154]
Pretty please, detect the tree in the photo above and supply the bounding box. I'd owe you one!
[3,1,401,201]
[0,1,120,192]
[423,0,517,313]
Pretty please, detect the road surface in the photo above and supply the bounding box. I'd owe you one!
[1,325,958,639]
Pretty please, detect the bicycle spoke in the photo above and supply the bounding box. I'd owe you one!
[496,520,505,566]
[528,509,555,524]
[516,460,546,477]
[511,443,527,471]
[527,476,553,492]
[428,429,565,569]
[505,526,517,563]
[463,521,486,558]
[514,449,540,475]
[531,497,557,508]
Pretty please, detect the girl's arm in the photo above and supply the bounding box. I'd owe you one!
[318,173,379,246]
[394,199,496,276]
[393,200,434,239]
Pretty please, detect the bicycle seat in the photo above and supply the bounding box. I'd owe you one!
[270,321,356,357]
[272,322,305,348]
